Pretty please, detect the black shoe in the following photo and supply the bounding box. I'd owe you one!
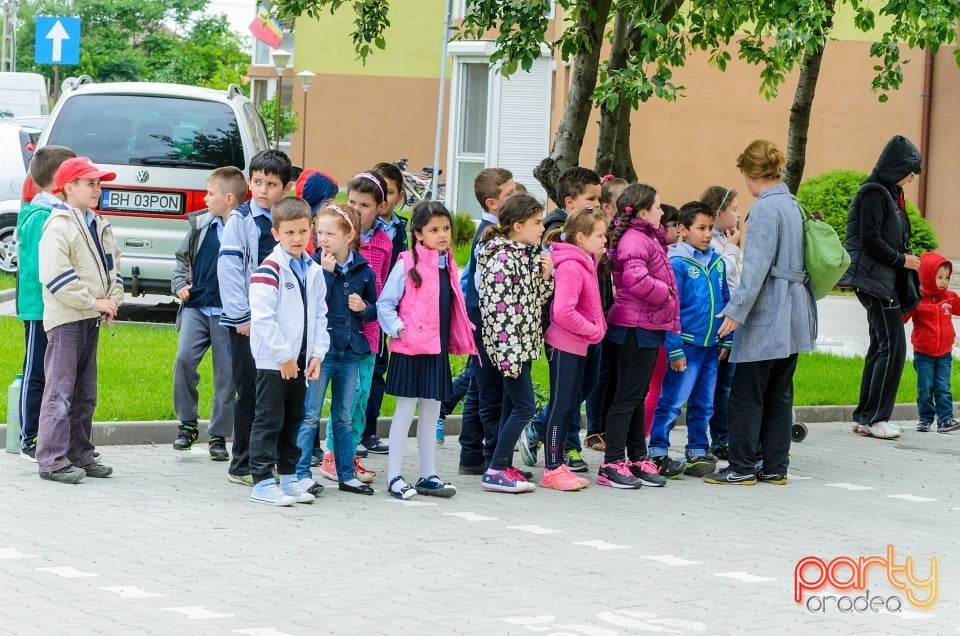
[354,445,369,458]
[39,465,86,484]
[652,455,684,479]
[310,454,323,467]
[757,472,787,485]
[683,453,718,478]
[173,425,198,451]
[306,481,325,496]
[937,419,960,433]
[361,435,389,454]
[80,461,113,478]
[19,442,37,463]
[564,449,589,473]
[514,467,534,480]
[338,482,374,495]
[596,462,642,489]
[458,462,488,475]
[710,440,729,460]
[703,467,757,485]
[208,437,229,462]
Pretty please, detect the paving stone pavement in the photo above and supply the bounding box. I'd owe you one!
[0,421,957,636]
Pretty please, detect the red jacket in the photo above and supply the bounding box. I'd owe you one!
[904,252,960,357]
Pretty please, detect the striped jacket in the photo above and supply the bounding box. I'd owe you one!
[217,201,261,328]
[38,206,124,331]
[249,244,330,371]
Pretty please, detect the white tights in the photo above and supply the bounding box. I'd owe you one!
[387,397,442,486]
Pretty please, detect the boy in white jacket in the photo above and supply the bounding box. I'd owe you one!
[248,198,330,506]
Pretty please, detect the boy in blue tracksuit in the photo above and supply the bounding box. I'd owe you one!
[648,201,731,479]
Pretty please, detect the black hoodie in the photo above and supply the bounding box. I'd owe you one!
[838,135,922,310]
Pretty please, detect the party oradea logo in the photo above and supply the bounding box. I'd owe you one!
[794,545,938,613]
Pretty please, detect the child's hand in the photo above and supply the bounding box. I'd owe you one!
[176,285,191,301]
[670,357,687,372]
[236,323,251,337]
[279,358,299,380]
[319,250,338,272]
[93,298,118,318]
[306,357,321,381]
[540,253,553,280]
[726,226,740,245]
[719,348,729,361]
[347,293,366,312]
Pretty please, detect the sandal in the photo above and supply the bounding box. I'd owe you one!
[584,433,606,452]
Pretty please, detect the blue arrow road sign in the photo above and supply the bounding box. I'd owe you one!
[35,16,81,65]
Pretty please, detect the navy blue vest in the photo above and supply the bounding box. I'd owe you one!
[254,214,276,264]
[186,226,222,309]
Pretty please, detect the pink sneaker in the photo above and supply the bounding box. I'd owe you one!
[541,465,588,491]
[318,451,337,481]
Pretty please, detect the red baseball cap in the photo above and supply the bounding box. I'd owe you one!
[53,157,117,194]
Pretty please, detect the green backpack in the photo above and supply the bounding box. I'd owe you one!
[798,200,851,300]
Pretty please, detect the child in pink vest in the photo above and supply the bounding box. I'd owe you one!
[377,202,476,500]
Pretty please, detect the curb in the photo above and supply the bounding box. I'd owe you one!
[0,288,15,303]
[0,403,934,447]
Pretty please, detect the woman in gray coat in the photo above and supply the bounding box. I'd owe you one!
[704,139,817,485]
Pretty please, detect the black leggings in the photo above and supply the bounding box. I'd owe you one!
[603,333,659,464]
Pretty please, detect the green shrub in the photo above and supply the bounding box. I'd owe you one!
[797,169,937,252]
[452,212,477,247]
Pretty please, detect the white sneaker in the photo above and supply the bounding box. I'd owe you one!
[250,480,297,506]
[868,421,901,439]
[279,478,316,504]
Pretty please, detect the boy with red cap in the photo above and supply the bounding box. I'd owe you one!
[36,157,125,484]
[904,252,960,433]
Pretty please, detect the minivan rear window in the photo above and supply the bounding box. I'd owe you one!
[48,94,244,170]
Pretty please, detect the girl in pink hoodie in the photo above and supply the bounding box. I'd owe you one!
[540,208,609,491]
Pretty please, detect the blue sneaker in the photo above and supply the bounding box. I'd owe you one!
[436,418,445,445]
[389,476,416,500]
[415,475,457,497]
[250,479,296,506]
[481,468,536,493]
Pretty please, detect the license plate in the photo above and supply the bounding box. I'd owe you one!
[101,190,183,214]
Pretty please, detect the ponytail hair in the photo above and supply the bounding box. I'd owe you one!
[480,193,544,244]
[408,200,452,289]
[542,207,607,248]
[600,183,657,275]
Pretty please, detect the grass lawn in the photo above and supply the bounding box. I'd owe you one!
[0,273,14,291]
[1,315,950,423]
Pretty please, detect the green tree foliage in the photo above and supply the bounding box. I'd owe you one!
[15,0,249,89]
[258,95,300,145]
[797,169,937,253]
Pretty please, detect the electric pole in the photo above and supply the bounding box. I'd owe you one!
[1,0,17,72]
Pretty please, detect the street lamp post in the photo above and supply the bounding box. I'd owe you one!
[270,48,291,150]
[297,70,315,167]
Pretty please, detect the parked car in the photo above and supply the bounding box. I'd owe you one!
[23,77,270,295]
[0,122,41,273]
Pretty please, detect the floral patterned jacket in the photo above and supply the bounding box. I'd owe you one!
[478,236,553,377]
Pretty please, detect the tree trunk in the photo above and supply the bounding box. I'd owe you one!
[594,4,631,176]
[783,1,835,194]
[533,0,612,202]
[594,0,683,182]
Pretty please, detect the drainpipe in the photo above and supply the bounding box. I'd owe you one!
[917,47,934,216]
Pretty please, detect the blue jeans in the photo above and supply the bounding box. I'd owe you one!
[490,362,535,471]
[914,352,953,424]
[649,344,719,458]
[297,349,361,480]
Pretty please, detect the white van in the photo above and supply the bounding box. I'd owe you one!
[0,72,49,120]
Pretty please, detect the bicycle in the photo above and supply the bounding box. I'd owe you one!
[395,158,445,208]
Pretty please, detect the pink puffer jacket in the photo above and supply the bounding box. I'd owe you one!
[605,219,680,332]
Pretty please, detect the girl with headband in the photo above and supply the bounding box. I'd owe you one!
[377,201,476,500]
[296,203,380,496]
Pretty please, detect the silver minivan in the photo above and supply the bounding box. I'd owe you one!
[28,78,270,295]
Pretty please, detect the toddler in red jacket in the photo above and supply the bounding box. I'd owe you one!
[904,252,960,433]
